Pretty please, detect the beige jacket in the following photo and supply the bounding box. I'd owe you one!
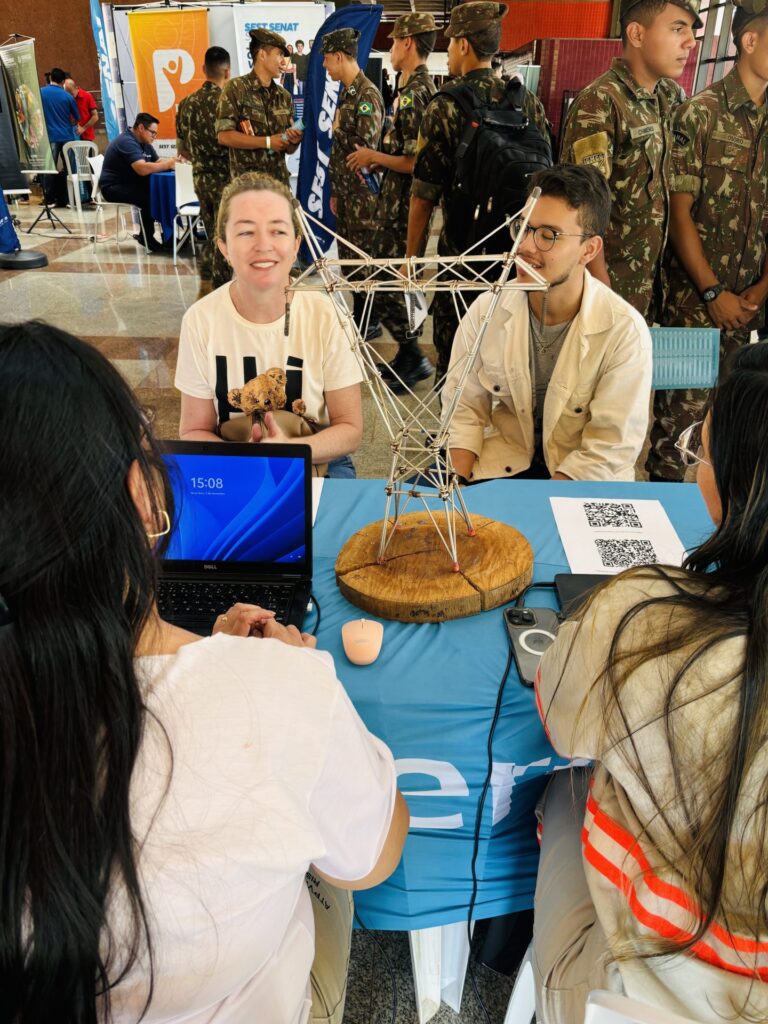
[442,271,652,481]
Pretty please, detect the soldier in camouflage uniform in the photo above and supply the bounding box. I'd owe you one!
[648,0,768,479]
[409,1,551,382]
[560,0,700,321]
[322,28,384,335]
[345,12,437,390]
[176,46,232,297]
[215,28,302,186]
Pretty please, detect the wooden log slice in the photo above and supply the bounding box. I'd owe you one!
[335,512,533,623]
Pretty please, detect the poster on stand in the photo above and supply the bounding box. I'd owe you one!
[0,38,54,173]
[90,0,124,141]
[0,71,27,190]
[127,8,209,155]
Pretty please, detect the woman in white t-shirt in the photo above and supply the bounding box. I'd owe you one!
[0,321,407,1023]
[176,173,364,478]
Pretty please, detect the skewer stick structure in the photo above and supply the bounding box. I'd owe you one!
[291,188,548,571]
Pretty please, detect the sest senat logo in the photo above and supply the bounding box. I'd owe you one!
[152,49,195,112]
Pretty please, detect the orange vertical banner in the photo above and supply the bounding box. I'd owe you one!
[128,9,209,147]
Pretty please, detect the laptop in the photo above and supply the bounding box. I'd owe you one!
[157,441,313,634]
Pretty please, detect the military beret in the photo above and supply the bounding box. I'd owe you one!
[621,0,703,30]
[445,1,509,38]
[388,12,438,39]
[321,28,361,56]
[732,0,768,40]
[248,28,289,57]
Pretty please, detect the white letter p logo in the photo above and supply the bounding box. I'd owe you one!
[152,49,194,112]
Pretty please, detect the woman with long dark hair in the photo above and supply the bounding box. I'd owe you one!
[0,321,407,1023]
[533,341,768,1023]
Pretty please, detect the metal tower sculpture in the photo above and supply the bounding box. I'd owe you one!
[290,189,547,571]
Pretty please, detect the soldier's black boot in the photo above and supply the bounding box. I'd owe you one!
[380,341,433,393]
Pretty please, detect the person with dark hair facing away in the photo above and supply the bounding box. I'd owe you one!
[99,112,176,252]
[533,340,768,1023]
[407,1,551,384]
[0,319,407,1023]
[443,165,652,482]
[176,46,232,298]
[560,0,699,321]
[650,0,768,481]
[39,66,83,206]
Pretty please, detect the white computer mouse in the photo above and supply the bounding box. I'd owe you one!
[341,619,384,665]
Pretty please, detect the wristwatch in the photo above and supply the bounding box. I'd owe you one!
[701,283,724,303]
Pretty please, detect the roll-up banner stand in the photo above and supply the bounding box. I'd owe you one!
[0,38,55,173]
[0,69,27,190]
[90,0,125,141]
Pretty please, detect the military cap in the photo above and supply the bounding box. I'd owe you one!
[732,0,768,39]
[321,28,360,56]
[388,12,438,39]
[445,1,508,38]
[620,0,703,30]
[248,28,289,56]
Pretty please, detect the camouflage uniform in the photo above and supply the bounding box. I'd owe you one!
[176,81,231,288]
[325,33,384,265]
[215,63,293,185]
[648,64,768,479]
[412,68,550,380]
[560,58,685,321]
[373,62,436,342]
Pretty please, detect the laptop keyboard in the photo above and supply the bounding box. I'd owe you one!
[158,581,295,626]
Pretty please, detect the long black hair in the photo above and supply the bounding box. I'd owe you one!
[0,321,173,1022]
[561,342,768,983]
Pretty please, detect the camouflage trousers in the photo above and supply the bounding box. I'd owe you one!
[645,326,749,481]
[371,216,423,345]
[336,193,377,325]
[195,180,231,289]
[431,289,464,386]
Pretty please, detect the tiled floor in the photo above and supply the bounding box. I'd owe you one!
[2,196,519,1022]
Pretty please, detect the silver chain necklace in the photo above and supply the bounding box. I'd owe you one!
[528,294,573,353]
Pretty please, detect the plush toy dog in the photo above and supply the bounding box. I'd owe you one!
[219,368,326,476]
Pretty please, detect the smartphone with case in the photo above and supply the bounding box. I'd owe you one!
[504,606,561,688]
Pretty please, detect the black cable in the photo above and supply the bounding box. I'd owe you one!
[465,637,515,1024]
[354,909,398,1024]
[514,579,558,608]
[308,592,321,636]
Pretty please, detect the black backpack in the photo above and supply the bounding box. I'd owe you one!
[438,79,553,257]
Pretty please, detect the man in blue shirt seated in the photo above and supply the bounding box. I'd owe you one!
[99,112,176,252]
[40,67,82,206]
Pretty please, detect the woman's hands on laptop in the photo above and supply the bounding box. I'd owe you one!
[213,604,317,649]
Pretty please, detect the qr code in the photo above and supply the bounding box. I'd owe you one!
[595,538,657,569]
[583,501,642,530]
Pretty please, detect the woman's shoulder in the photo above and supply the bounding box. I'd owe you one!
[181,283,234,328]
[583,567,703,631]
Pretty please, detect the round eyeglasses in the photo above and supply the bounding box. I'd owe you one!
[512,218,589,253]
[675,420,710,467]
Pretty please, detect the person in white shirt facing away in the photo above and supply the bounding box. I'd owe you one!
[443,164,652,483]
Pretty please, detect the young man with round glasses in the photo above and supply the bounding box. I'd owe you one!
[100,112,176,252]
[442,164,653,483]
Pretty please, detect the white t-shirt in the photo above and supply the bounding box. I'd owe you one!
[106,634,396,1024]
[175,286,364,430]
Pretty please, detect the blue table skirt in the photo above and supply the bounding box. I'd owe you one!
[312,479,713,931]
[149,171,176,243]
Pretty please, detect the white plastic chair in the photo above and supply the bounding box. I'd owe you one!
[503,942,535,1024]
[87,154,151,255]
[62,140,97,215]
[585,990,704,1024]
[173,160,202,266]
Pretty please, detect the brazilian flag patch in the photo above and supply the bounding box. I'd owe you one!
[358,100,373,115]
[401,92,413,108]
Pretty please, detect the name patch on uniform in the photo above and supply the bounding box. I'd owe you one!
[673,129,689,147]
[401,92,413,108]
[711,130,750,148]
[629,124,658,141]
[358,100,373,116]
[571,131,610,177]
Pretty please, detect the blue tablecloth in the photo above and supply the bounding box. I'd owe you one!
[312,479,713,931]
[149,171,175,243]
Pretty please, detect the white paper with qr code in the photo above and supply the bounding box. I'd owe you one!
[549,497,686,575]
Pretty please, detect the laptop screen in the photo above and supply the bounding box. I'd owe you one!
[160,443,311,572]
